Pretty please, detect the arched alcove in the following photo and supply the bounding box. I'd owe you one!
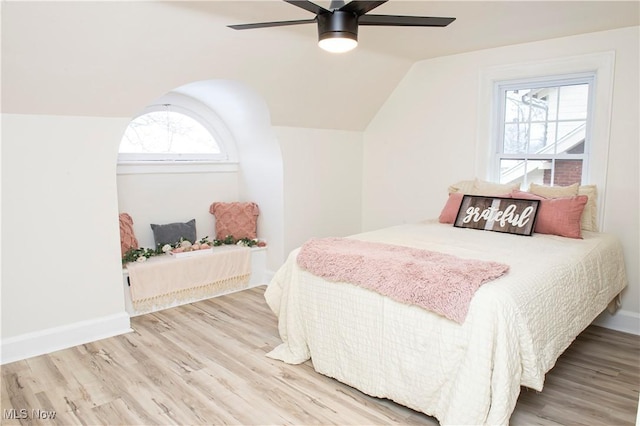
[117,79,284,271]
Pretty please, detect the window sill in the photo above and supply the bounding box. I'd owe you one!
[117,161,238,175]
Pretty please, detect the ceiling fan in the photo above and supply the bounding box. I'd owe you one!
[228,0,455,53]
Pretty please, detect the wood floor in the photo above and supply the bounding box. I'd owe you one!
[2,286,638,425]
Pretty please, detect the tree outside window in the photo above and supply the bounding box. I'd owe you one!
[119,104,225,163]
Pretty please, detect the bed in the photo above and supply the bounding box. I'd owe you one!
[263,219,628,425]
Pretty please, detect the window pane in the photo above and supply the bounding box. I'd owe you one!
[542,121,586,155]
[529,123,548,153]
[503,123,529,154]
[499,158,553,189]
[542,123,558,153]
[547,159,583,186]
[504,90,530,123]
[120,111,221,155]
[524,160,549,185]
[557,121,586,152]
[539,87,559,121]
[558,84,589,120]
[496,76,591,187]
[524,88,550,122]
[567,140,585,155]
[499,159,524,186]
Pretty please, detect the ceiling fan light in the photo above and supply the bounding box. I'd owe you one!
[318,33,358,53]
[317,11,358,53]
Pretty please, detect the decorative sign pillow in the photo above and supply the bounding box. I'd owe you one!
[209,202,259,240]
[150,219,197,247]
[454,195,540,236]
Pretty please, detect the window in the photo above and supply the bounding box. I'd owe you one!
[493,74,594,188]
[118,104,227,163]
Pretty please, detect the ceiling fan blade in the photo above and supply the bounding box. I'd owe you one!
[283,0,329,15]
[329,0,346,10]
[228,18,317,30]
[358,14,456,27]
[339,1,388,16]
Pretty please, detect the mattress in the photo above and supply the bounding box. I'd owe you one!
[264,220,628,425]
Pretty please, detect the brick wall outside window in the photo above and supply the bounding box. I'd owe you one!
[543,160,583,186]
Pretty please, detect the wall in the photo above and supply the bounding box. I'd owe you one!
[1,114,132,363]
[3,30,636,367]
[116,89,243,249]
[1,80,289,363]
[117,170,239,248]
[115,80,284,271]
[174,81,285,273]
[362,27,639,332]
[275,126,363,255]
[119,122,365,266]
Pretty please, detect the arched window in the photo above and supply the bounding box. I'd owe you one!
[119,104,227,163]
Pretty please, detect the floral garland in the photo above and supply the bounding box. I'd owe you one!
[122,235,266,265]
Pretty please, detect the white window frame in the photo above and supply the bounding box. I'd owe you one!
[117,93,238,175]
[493,73,595,188]
[476,52,615,230]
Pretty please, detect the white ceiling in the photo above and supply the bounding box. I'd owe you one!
[2,1,638,130]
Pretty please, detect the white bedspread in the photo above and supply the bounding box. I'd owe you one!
[264,220,628,425]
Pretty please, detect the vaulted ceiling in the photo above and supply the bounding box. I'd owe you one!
[2,1,638,131]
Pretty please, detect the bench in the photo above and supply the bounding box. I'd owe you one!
[122,246,267,316]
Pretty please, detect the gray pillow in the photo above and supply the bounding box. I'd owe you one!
[150,219,197,247]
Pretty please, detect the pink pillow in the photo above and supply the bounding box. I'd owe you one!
[119,213,139,256]
[209,202,259,240]
[439,193,464,224]
[511,190,588,239]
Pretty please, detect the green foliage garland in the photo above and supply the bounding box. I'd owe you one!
[122,235,263,265]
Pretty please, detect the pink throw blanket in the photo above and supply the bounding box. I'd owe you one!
[296,237,509,323]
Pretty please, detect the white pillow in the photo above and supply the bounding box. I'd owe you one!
[529,182,598,232]
[472,179,520,196]
[447,180,476,194]
[578,185,598,232]
[529,182,579,197]
[449,179,520,196]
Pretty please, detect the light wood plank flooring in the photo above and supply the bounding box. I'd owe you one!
[2,286,638,425]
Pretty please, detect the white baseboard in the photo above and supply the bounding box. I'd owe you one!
[593,309,640,336]
[1,312,132,365]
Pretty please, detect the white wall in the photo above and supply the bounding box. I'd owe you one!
[115,80,284,272]
[363,27,639,330]
[275,126,363,255]
[116,89,368,273]
[117,171,239,248]
[3,28,636,365]
[0,80,289,363]
[1,114,131,362]
[174,80,285,272]
[115,88,244,250]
